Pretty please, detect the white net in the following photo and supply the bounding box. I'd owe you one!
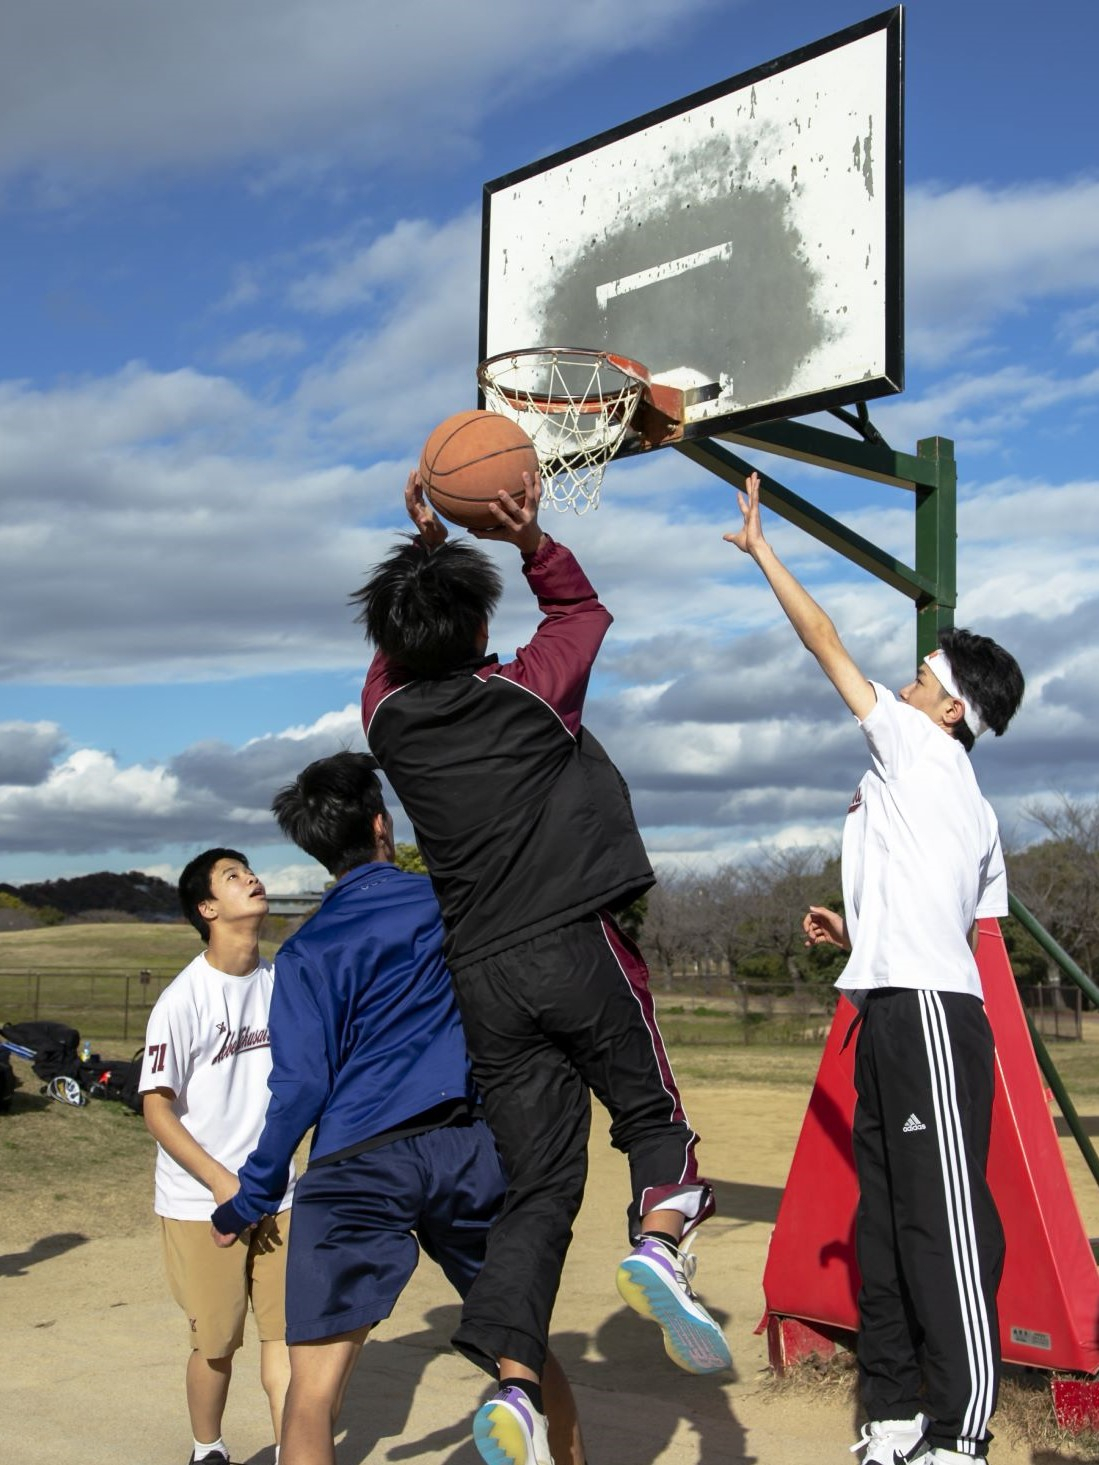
[477,349,648,513]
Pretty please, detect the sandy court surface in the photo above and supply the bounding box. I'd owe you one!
[2,1080,1097,1465]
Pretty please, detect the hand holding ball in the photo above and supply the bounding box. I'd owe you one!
[419,411,540,531]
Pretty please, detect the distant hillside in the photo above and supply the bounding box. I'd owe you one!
[0,870,180,919]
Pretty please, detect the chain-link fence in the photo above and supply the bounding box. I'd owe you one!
[0,968,1086,1048]
[1019,982,1083,1041]
[0,968,176,1043]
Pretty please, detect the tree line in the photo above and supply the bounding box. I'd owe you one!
[578,796,1098,992]
[1,796,1092,992]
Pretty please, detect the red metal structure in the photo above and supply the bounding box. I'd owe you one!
[760,918,1099,1425]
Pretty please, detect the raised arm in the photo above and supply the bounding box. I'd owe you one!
[476,482,611,733]
[725,472,876,722]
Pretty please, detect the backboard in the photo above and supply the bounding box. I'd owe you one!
[479,7,904,453]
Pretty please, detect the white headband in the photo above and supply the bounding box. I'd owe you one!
[923,649,989,739]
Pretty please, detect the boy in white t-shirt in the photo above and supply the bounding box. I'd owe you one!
[140,848,295,1465]
[726,474,1024,1465]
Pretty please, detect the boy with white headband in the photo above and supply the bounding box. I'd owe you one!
[726,473,1024,1465]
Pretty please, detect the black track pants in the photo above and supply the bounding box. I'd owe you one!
[853,988,1004,1457]
[449,911,709,1376]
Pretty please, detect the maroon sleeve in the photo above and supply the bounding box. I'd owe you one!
[361,649,408,742]
[487,536,612,736]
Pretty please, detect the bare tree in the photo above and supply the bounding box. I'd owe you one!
[743,846,842,985]
[1009,795,1099,983]
[644,870,711,988]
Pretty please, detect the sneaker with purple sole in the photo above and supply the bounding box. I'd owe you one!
[616,1236,731,1374]
[473,1385,553,1465]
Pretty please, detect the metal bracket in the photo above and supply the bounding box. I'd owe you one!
[827,401,890,448]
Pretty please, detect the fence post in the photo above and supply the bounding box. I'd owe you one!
[123,974,131,1042]
[34,970,40,1020]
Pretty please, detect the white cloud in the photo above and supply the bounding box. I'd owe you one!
[1058,302,1099,357]
[907,178,1099,365]
[0,363,253,462]
[0,364,404,682]
[288,218,468,316]
[0,709,367,857]
[873,363,1099,457]
[292,212,481,449]
[255,860,328,896]
[0,0,727,187]
[0,750,185,853]
[1,520,1093,867]
[0,722,68,786]
[216,330,307,366]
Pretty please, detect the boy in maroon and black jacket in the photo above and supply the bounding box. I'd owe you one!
[353,470,728,1465]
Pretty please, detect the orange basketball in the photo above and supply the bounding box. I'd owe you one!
[419,410,538,531]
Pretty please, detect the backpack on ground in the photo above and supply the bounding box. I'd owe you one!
[0,1047,15,1113]
[85,1048,146,1115]
[0,1020,82,1085]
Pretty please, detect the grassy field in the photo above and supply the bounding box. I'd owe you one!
[0,927,840,1048]
[3,920,1096,1088]
[0,920,286,1043]
[0,1042,823,1247]
[5,1027,1097,1243]
[0,918,292,972]
[3,922,1097,1244]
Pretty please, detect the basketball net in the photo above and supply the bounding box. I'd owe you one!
[477,348,649,513]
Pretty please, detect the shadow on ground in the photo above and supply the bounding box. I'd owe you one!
[708,1178,783,1226]
[285,1303,757,1465]
[0,1231,88,1278]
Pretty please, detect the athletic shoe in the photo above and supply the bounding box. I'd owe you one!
[849,1414,930,1463]
[615,1236,731,1374]
[925,1452,975,1464]
[188,1452,231,1465]
[473,1386,552,1465]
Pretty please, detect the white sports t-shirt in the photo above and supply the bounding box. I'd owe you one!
[139,953,296,1220]
[838,682,1007,998]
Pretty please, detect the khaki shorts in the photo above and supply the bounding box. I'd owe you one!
[159,1210,290,1359]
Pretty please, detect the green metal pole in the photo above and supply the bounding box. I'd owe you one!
[1024,1010,1099,1191]
[1009,892,1099,1008]
[914,436,957,660]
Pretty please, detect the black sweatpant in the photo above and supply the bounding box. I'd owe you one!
[449,911,710,1376]
[853,988,1004,1457]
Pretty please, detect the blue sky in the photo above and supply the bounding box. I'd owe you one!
[2,0,1097,893]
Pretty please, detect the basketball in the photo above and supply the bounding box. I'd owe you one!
[419,410,539,531]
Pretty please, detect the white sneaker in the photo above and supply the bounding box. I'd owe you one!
[850,1414,930,1464]
[616,1235,731,1374]
[926,1452,979,1464]
[473,1386,553,1465]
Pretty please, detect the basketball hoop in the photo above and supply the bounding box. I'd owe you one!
[476,348,650,513]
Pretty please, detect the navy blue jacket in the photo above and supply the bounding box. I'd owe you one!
[212,862,474,1232]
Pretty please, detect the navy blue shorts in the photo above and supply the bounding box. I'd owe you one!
[284,1117,505,1344]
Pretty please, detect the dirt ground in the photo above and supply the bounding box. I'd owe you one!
[2,1081,1097,1465]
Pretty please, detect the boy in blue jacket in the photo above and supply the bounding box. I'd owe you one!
[210,752,582,1465]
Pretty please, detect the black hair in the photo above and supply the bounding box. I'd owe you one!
[271,751,388,878]
[938,626,1025,753]
[349,535,503,678]
[178,847,250,942]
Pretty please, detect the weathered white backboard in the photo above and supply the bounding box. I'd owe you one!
[480,7,904,448]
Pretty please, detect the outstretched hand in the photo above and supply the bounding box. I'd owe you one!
[470,472,545,556]
[404,469,448,548]
[723,470,767,556]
